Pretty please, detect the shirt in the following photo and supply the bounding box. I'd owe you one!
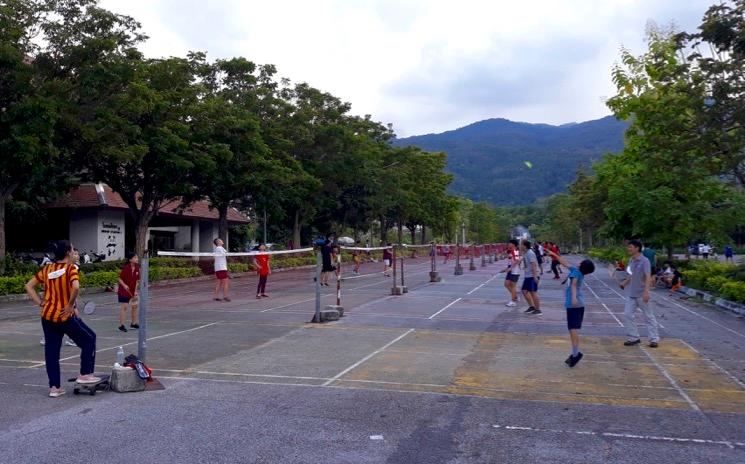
[523,249,538,278]
[508,249,521,275]
[117,263,140,297]
[564,266,584,308]
[383,249,393,261]
[34,263,79,323]
[214,246,228,272]
[642,248,656,269]
[625,254,651,298]
[255,254,270,276]
[550,245,560,262]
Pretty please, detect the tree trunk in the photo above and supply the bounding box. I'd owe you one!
[410,226,416,245]
[134,214,150,258]
[218,204,229,244]
[397,222,403,245]
[379,217,387,244]
[667,245,674,261]
[421,225,426,244]
[293,210,302,248]
[0,196,6,274]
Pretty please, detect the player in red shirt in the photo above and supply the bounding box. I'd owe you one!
[254,244,271,299]
[117,252,140,332]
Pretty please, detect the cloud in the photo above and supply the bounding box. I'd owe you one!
[99,0,713,136]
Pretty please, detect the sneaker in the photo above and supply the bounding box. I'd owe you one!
[624,339,641,346]
[118,325,127,333]
[223,297,231,302]
[213,298,222,301]
[649,341,659,348]
[76,374,101,384]
[49,387,66,398]
[568,352,584,368]
[261,294,269,298]
[505,301,517,307]
[40,338,45,346]
[565,355,573,366]
[524,306,536,314]
[532,309,543,315]
[130,323,139,329]
[64,338,77,347]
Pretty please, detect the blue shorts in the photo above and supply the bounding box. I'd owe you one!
[505,273,520,283]
[521,277,538,292]
[566,307,585,330]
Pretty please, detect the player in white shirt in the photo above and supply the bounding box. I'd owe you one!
[213,238,231,302]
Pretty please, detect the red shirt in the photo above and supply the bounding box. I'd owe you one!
[255,254,270,276]
[118,263,140,297]
[551,245,560,262]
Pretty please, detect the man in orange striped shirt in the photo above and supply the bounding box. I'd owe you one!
[25,240,99,397]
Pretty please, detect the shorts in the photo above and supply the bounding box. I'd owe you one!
[384,259,391,266]
[118,295,131,304]
[215,270,229,280]
[505,272,520,283]
[521,277,538,292]
[566,307,585,330]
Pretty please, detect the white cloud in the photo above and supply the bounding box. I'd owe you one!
[99,0,712,136]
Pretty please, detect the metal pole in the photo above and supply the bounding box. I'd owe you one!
[392,247,397,292]
[400,257,405,288]
[313,250,321,323]
[138,256,149,362]
[336,251,341,307]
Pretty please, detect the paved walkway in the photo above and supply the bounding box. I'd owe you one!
[1,255,744,463]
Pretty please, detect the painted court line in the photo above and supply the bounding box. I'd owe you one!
[428,298,462,319]
[664,296,745,340]
[678,339,745,391]
[584,282,623,326]
[639,346,701,412]
[30,322,221,368]
[322,328,415,386]
[492,424,744,449]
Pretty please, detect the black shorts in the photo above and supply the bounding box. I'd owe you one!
[566,307,585,330]
[521,277,538,292]
[118,295,131,304]
[505,273,519,283]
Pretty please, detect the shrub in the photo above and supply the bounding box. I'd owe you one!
[587,247,627,264]
[80,271,119,288]
[0,275,32,295]
[720,281,745,303]
[149,267,202,281]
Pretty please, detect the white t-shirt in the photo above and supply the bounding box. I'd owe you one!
[508,249,521,275]
[214,246,228,272]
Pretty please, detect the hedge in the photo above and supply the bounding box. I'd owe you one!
[681,260,745,304]
[587,247,627,264]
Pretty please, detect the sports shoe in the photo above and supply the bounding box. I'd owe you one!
[532,309,543,315]
[130,323,139,329]
[649,341,659,348]
[564,355,573,366]
[505,301,517,307]
[49,387,66,398]
[118,325,127,333]
[568,352,584,368]
[76,374,101,384]
[524,306,536,314]
[40,338,45,346]
[64,338,77,347]
[624,339,641,346]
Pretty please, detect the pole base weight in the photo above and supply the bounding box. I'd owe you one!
[324,305,344,317]
[429,271,442,282]
[469,263,477,271]
[391,286,405,295]
[311,308,341,323]
[454,266,464,275]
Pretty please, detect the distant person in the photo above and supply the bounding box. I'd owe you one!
[549,242,561,280]
[25,240,99,397]
[117,252,140,332]
[213,238,230,301]
[725,245,734,263]
[442,244,452,264]
[500,239,521,307]
[642,244,657,285]
[619,240,660,348]
[521,240,541,315]
[320,234,335,286]
[383,245,393,277]
[548,249,595,367]
[535,242,545,275]
[353,250,362,275]
[253,243,271,298]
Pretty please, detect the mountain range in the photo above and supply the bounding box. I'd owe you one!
[393,116,629,205]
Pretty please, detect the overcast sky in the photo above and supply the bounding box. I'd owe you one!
[99,0,712,137]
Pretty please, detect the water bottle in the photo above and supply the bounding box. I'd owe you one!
[116,346,125,365]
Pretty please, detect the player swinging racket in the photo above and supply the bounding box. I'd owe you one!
[500,239,521,307]
[25,240,99,397]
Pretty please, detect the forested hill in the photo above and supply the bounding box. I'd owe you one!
[393,116,628,205]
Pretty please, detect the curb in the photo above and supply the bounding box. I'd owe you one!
[680,286,745,317]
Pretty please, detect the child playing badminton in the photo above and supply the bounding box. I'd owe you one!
[353,250,362,275]
[547,249,595,368]
[254,243,271,298]
[117,252,140,332]
[213,238,230,301]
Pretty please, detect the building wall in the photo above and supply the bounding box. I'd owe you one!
[69,210,99,257]
[98,210,125,260]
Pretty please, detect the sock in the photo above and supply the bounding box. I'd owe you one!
[571,345,579,357]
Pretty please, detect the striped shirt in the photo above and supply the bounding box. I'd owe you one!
[34,263,79,323]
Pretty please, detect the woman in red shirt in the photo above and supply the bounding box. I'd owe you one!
[117,252,140,332]
[254,244,271,299]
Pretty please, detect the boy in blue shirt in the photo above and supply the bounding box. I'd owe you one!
[548,249,595,367]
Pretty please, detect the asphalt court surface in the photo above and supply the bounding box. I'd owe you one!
[2,253,745,463]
